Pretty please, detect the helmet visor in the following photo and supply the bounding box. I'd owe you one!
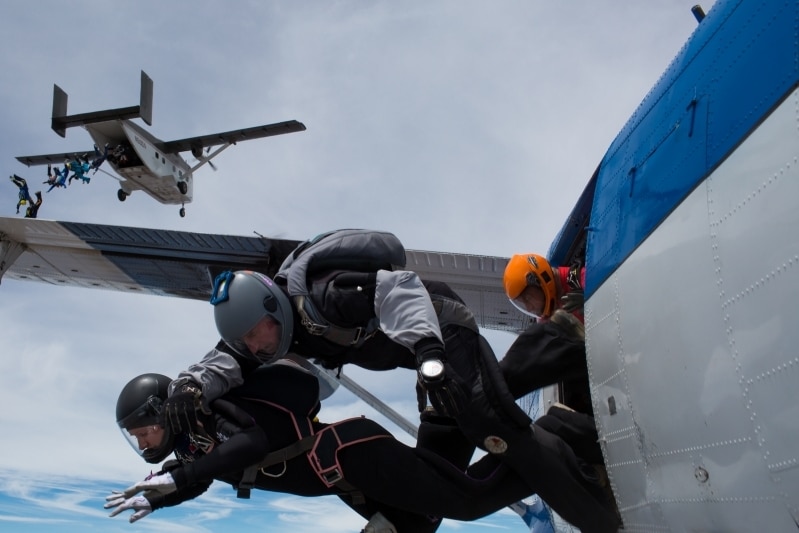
[226,317,284,364]
[226,339,280,364]
[510,285,546,318]
[120,424,166,459]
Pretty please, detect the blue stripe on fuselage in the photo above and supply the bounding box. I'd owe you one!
[549,0,799,297]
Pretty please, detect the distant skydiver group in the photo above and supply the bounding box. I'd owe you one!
[9,143,132,218]
[45,143,112,189]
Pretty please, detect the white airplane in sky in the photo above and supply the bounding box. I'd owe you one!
[15,71,305,217]
[1,0,797,530]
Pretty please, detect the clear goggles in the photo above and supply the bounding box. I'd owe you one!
[120,424,165,458]
[227,340,277,364]
[226,318,282,364]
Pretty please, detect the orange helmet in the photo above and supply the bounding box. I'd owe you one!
[503,253,557,318]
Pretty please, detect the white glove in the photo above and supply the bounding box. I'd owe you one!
[104,494,153,523]
[117,471,177,499]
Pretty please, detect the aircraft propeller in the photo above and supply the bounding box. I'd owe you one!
[191,145,218,171]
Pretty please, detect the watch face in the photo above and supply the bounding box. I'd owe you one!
[421,359,445,379]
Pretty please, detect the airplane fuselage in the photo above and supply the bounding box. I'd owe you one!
[15,70,304,217]
[547,0,799,529]
[83,119,194,205]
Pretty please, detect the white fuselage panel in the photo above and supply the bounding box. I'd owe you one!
[83,120,193,205]
[588,89,799,530]
[119,121,193,204]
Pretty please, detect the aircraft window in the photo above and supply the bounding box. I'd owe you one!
[162,157,166,164]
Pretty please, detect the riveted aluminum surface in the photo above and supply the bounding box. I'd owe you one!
[588,89,799,531]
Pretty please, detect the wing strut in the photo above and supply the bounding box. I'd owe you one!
[0,235,26,285]
[189,143,232,173]
[337,373,419,439]
[281,353,418,438]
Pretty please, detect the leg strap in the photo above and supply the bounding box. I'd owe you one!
[238,416,392,502]
[237,434,317,498]
[308,417,393,505]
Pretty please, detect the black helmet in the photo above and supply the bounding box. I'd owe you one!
[210,270,294,364]
[115,373,175,464]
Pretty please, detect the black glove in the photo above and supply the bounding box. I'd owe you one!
[560,290,584,313]
[162,384,202,434]
[424,367,469,419]
[159,459,182,474]
[415,338,469,418]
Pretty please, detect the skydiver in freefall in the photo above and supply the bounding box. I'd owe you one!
[10,174,33,213]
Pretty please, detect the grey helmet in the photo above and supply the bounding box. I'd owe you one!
[210,270,294,364]
[115,373,175,464]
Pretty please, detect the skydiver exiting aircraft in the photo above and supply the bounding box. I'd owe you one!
[159,229,620,533]
[24,191,42,219]
[500,254,603,465]
[90,143,111,174]
[105,143,140,168]
[501,253,589,401]
[44,164,69,192]
[107,362,565,532]
[9,174,33,214]
[66,156,91,184]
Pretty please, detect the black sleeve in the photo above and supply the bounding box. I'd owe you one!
[499,321,588,398]
[215,338,261,378]
[147,479,212,511]
[170,424,270,489]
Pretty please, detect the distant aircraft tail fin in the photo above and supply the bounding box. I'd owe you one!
[51,70,153,138]
[509,498,556,533]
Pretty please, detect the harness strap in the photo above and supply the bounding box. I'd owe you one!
[236,396,316,499]
[237,416,392,502]
[237,434,317,498]
[565,261,584,292]
[294,294,379,347]
[308,417,393,505]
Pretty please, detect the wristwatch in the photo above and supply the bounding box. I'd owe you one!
[419,358,445,381]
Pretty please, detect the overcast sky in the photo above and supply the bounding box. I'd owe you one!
[0,2,710,532]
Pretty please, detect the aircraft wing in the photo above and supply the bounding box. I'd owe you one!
[0,217,530,333]
[16,152,96,167]
[157,120,306,155]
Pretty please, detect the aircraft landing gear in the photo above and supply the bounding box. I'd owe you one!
[179,204,186,218]
[177,181,188,195]
[117,189,128,202]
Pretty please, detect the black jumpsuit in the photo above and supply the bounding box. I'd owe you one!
[148,364,548,532]
[176,273,619,532]
[499,313,603,464]
[287,278,617,531]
